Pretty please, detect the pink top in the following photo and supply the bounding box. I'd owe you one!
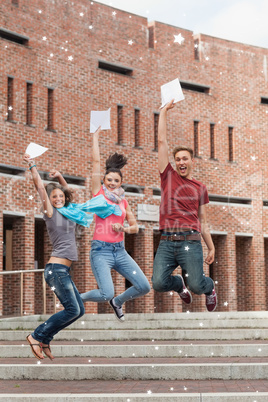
[93,187,128,243]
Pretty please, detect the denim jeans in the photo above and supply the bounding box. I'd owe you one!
[152,231,214,295]
[81,240,150,306]
[32,263,85,344]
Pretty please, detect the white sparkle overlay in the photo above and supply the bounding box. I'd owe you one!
[174,33,185,45]
[51,286,55,291]
[185,246,189,251]
[128,40,134,45]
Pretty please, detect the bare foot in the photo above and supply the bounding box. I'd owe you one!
[26,334,44,360]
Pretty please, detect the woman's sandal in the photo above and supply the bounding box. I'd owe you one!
[26,335,44,360]
[40,343,54,360]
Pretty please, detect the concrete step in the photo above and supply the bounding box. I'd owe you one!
[0,342,267,358]
[1,312,268,331]
[0,393,267,401]
[3,317,268,330]
[1,361,268,380]
[1,328,267,341]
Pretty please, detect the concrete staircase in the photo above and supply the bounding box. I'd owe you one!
[0,311,268,401]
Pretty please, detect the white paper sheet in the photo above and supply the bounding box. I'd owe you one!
[25,143,48,159]
[90,108,111,133]
[161,78,185,108]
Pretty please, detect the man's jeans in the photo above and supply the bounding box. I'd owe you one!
[81,240,150,306]
[32,263,85,344]
[152,232,214,295]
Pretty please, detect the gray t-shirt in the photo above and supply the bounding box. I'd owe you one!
[43,207,78,261]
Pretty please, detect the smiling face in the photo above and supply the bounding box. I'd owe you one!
[49,188,66,208]
[174,150,194,179]
[103,171,122,191]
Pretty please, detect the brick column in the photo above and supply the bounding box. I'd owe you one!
[0,211,3,315]
[251,198,266,310]
[12,215,35,315]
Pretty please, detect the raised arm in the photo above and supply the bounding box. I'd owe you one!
[24,155,53,217]
[158,100,175,173]
[91,126,102,195]
[49,170,69,188]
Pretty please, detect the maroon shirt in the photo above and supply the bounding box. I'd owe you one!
[159,163,209,232]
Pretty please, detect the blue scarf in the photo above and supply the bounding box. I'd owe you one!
[57,194,122,227]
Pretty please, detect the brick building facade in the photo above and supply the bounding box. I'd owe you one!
[0,0,268,316]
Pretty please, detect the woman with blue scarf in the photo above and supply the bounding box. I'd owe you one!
[23,154,120,360]
[80,127,150,321]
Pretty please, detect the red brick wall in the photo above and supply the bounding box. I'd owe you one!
[0,0,268,315]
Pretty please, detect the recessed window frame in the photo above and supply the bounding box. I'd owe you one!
[0,27,29,45]
[134,108,141,148]
[153,112,159,151]
[26,81,33,126]
[228,126,234,162]
[117,104,123,145]
[180,80,210,94]
[47,87,55,131]
[210,123,216,159]
[98,60,133,76]
[193,120,200,157]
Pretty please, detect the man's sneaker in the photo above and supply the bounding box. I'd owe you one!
[109,298,125,322]
[206,288,217,312]
[177,275,192,305]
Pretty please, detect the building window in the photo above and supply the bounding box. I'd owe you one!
[194,120,199,157]
[210,123,215,159]
[228,126,234,162]
[134,108,140,147]
[11,0,19,5]
[26,82,33,125]
[7,77,14,121]
[0,28,28,45]
[148,25,155,49]
[98,61,133,76]
[47,88,54,131]
[117,105,123,144]
[153,113,159,151]
[261,97,268,104]
[194,39,199,60]
[180,81,210,94]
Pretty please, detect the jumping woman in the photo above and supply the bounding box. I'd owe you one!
[81,127,150,321]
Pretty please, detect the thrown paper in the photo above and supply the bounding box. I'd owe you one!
[161,78,184,108]
[25,143,48,159]
[90,108,111,133]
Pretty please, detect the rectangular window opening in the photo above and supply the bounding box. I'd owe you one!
[134,109,140,147]
[210,123,215,159]
[148,25,155,49]
[209,195,251,205]
[228,126,234,162]
[152,188,161,196]
[0,28,28,45]
[180,81,210,94]
[117,105,123,144]
[0,164,25,176]
[153,113,159,151]
[98,61,133,76]
[7,77,14,121]
[122,184,144,194]
[194,39,199,60]
[261,97,268,104]
[26,82,33,125]
[194,120,199,157]
[47,88,54,131]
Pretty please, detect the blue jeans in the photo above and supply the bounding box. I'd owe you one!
[152,231,213,295]
[81,240,150,306]
[32,263,85,344]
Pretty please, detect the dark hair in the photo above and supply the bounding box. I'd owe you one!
[104,152,127,180]
[172,146,194,159]
[45,183,73,206]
